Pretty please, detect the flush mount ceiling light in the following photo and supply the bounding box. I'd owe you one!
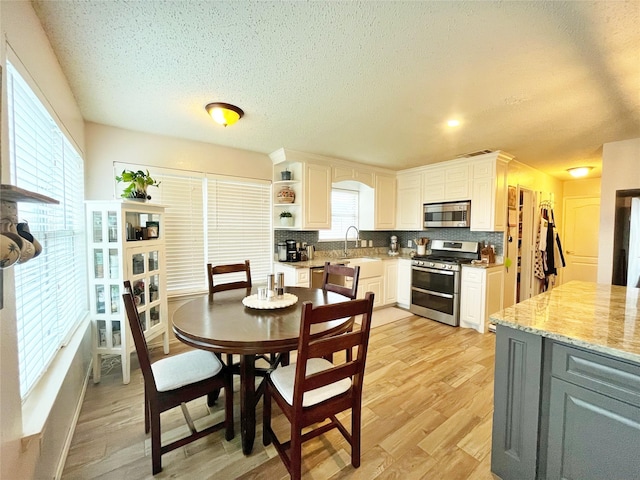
[567,166,593,178]
[205,102,244,127]
[447,119,460,127]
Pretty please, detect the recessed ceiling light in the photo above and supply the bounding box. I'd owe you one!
[447,119,460,127]
[567,166,593,178]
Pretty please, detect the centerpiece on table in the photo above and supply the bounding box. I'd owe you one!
[115,169,160,201]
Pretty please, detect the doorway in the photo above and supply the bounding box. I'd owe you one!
[517,188,536,302]
[612,189,640,287]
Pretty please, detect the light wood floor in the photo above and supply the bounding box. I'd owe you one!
[62,313,499,479]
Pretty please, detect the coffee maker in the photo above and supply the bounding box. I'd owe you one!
[285,239,298,262]
[388,235,399,256]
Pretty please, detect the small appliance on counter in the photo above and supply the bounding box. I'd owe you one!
[285,239,299,262]
[277,242,287,261]
[388,235,399,256]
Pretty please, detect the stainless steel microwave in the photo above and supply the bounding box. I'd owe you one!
[423,201,471,228]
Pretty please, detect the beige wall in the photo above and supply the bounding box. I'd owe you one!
[85,122,272,200]
[563,177,601,198]
[598,138,640,283]
[1,2,88,479]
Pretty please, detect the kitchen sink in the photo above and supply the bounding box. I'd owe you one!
[340,257,383,278]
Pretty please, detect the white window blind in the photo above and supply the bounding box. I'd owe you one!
[151,172,206,295]
[7,61,88,398]
[207,176,272,283]
[318,189,359,241]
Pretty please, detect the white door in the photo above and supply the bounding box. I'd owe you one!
[562,197,600,283]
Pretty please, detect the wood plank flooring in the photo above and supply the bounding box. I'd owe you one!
[62,313,499,479]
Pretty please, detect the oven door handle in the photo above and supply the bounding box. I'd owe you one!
[411,287,454,299]
[412,266,455,276]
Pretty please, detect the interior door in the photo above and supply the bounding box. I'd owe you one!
[562,197,600,283]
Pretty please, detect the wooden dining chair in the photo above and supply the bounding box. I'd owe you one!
[122,281,234,475]
[322,261,361,361]
[263,292,375,480]
[207,260,252,294]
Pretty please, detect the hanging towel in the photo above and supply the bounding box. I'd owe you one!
[550,209,566,268]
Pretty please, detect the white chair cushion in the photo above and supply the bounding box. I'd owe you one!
[270,357,352,407]
[151,349,223,392]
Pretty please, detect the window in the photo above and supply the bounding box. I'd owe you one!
[318,188,359,241]
[7,61,88,398]
[115,164,272,295]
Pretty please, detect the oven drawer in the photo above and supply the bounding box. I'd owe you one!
[411,287,454,315]
[412,266,457,294]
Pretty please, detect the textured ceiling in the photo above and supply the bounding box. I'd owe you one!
[31,0,640,179]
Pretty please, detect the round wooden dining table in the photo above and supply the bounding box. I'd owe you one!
[172,286,354,455]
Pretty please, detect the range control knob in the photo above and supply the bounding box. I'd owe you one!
[429,262,435,267]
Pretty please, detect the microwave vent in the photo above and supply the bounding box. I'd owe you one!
[456,149,493,158]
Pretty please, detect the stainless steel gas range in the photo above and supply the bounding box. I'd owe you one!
[409,240,480,326]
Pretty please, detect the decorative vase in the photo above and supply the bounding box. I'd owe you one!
[277,186,295,204]
[280,170,292,181]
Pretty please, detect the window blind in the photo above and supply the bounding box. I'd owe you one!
[207,176,272,283]
[7,61,88,398]
[318,189,359,241]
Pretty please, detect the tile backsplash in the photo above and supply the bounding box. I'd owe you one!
[274,228,504,256]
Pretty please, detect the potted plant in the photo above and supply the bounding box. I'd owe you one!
[115,169,160,200]
[279,211,294,227]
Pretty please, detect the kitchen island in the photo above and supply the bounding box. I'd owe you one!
[489,281,640,480]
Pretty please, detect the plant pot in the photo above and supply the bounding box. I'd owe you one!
[280,216,294,227]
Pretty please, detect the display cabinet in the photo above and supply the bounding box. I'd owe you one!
[86,200,169,384]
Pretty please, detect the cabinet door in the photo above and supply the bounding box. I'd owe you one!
[383,260,398,305]
[444,164,470,201]
[470,175,494,231]
[460,267,485,331]
[332,165,354,183]
[374,174,396,229]
[396,259,412,309]
[546,378,640,480]
[396,175,422,230]
[303,162,331,229]
[359,276,383,308]
[422,167,446,203]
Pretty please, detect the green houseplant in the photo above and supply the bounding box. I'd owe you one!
[279,210,294,226]
[115,169,160,200]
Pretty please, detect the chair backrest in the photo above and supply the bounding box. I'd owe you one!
[321,261,360,300]
[122,280,157,391]
[207,260,252,294]
[292,292,375,409]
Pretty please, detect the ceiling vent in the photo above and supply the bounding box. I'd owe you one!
[456,149,494,158]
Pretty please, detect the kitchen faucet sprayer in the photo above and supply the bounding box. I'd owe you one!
[344,225,360,257]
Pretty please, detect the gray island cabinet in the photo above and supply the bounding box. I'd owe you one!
[490,281,640,480]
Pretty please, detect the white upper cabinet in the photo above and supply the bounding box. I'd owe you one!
[374,173,396,229]
[470,151,513,231]
[396,172,422,230]
[304,161,332,229]
[332,165,375,187]
[422,160,471,203]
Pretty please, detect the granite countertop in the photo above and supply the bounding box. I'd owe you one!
[277,253,411,269]
[464,261,504,269]
[490,281,640,364]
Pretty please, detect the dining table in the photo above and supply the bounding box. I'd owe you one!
[171,285,354,455]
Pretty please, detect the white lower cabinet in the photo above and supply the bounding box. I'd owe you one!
[460,265,504,333]
[358,276,383,309]
[273,262,310,287]
[383,259,398,305]
[396,258,412,309]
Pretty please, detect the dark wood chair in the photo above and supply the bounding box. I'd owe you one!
[207,260,252,294]
[263,292,375,480]
[322,261,361,361]
[207,260,286,377]
[122,281,234,475]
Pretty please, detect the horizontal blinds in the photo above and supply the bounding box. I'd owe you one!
[152,173,206,295]
[8,62,88,398]
[319,188,359,241]
[207,177,272,284]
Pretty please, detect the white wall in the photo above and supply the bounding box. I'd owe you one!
[85,122,272,200]
[597,138,640,284]
[1,2,88,479]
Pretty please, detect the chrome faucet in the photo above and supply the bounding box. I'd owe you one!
[344,225,360,257]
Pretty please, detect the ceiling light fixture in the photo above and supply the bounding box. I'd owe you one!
[205,102,244,127]
[567,166,593,178]
[447,119,460,127]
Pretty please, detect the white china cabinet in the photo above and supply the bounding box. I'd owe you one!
[86,200,169,384]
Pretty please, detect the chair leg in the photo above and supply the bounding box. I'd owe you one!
[351,403,361,468]
[262,383,271,446]
[150,403,162,475]
[207,389,220,406]
[290,423,302,480]
[144,389,150,433]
